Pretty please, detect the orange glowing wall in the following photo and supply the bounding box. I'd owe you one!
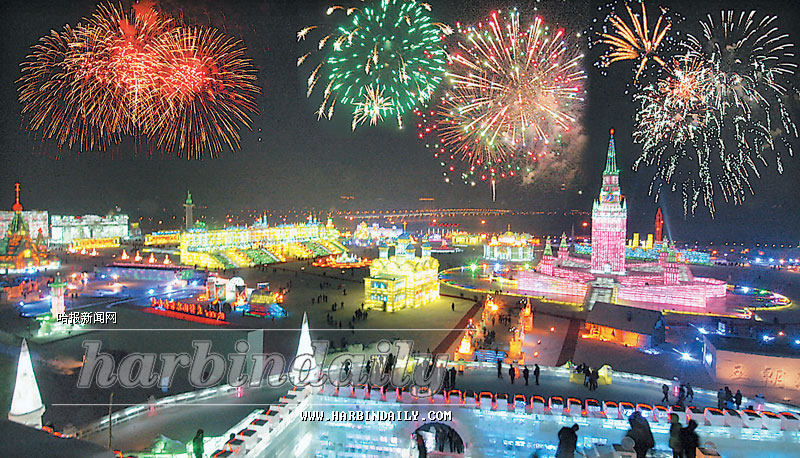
[584,323,648,348]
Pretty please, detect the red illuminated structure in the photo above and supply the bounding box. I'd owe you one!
[591,130,627,275]
[655,208,664,242]
[517,130,727,311]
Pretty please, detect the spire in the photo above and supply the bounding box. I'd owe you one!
[8,339,45,428]
[12,182,23,212]
[8,208,29,235]
[655,207,664,242]
[543,237,553,257]
[291,312,317,382]
[604,129,619,175]
[35,228,45,248]
[559,232,568,249]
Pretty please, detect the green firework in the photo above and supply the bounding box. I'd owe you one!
[302,0,448,130]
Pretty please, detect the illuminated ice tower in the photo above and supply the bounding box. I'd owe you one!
[183,190,194,230]
[591,129,627,275]
[655,207,664,242]
[8,339,45,428]
[49,274,66,317]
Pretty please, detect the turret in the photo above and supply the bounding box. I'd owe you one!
[183,190,195,230]
[395,232,411,258]
[539,236,555,276]
[49,274,66,317]
[405,243,415,259]
[663,241,680,285]
[421,241,432,258]
[378,241,389,259]
[543,236,553,257]
[658,237,670,266]
[558,232,569,260]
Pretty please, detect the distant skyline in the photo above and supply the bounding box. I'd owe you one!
[0,0,798,244]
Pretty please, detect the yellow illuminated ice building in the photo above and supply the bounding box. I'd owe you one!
[364,234,439,312]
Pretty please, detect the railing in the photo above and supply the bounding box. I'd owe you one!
[74,375,283,439]
[73,359,799,441]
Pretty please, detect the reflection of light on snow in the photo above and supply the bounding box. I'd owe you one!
[698,327,708,334]
[639,347,661,355]
[147,289,155,295]
[704,352,713,365]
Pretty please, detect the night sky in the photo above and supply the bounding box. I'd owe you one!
[0,0,798,243]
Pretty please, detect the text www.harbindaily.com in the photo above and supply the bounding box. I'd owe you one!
[301,410,452,422]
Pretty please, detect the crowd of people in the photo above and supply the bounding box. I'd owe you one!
[496,361,541,386]
[660,382,694,408]
[717,386,745,410]
[574,363,601,391]
[556,412,702,458]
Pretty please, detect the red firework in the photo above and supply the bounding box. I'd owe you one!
[17,1,259,157]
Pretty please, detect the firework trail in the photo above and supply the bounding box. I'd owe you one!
[17,1,259,157]
[299,0,449,130]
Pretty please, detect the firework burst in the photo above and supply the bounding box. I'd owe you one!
[17,1,259,157]
[299,0,449,130]
[153,27,259,155]
[352,85,394,130]
[634,10,798,216]
[598,1,672,82]
[633,55,722,214]
[419,9,585,199]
